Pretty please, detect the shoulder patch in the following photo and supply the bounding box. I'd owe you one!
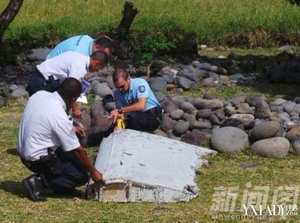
[138,85,146,93]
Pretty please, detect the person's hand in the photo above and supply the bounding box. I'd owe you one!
[90,168,104,184]
[74,125,86,137]
[73,121,86,137]
[108,109,119,123]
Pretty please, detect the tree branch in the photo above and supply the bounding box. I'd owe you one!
[115,1,138,40]
[0,0,24,43]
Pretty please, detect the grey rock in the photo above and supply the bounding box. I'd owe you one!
[182,113,196,127]
[201,77,217,87]
[192,119,212,129]
[160,97,178,113]
[150,60,169,76]
[277,112,291,123]
[286,126,300,141]
[177,76,195,90]
[180,102,196,114]
[178,66,203,82]
[162,74,175,84]
[158,66,178,77]
[270,98,287,106]
[270,105,284,113]
[250,121,281,141]
[251,137,290,158]
[11,86,28,98]
[149,77,167,92]
[209,114,222,125]
[255,100,272,119]
[236,103,254,114]
[172,96,186,106]
[291,139,300,155]
[91,81,113,97]
[28,48,50,61]
[214,109,226,121]
[170,109,184,120]
[161,114,177,132]
[246,95,266,107]
[211,127,249,152]
[283,101,297,114]
[221,118,244,129]
[224,104,237,116]
[229,114,255,128]
[230,95,247,106]
[181,129,211,146]
[197,109,212,119]
[192,98,223,109]
[294,97,300,104]
[91,99,106,118]
[173,120,190,136]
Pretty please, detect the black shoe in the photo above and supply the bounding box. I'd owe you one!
[22,174,47,202]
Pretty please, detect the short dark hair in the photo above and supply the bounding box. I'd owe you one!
[58,78,82,99]
[94,35,114,51]
[113,64,129,82]
[91,51,108,65]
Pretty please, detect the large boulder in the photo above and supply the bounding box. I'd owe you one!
[91,81,113,97]
[251,137,290,158]
[250,121,281,141]
[211,127,249,153]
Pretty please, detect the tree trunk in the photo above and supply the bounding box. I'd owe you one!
[115,1,138,40]
[0,0,24,43]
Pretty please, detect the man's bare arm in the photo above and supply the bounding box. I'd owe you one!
[72,147,103,183]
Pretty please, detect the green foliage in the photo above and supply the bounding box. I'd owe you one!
[1,0,300,49]
[139,34,176,61]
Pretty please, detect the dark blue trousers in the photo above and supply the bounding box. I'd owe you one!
[21,148,89,194]
[26,69,60,96]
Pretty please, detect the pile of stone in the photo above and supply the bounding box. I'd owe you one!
[158,94,300,158]
[149,61,234,93]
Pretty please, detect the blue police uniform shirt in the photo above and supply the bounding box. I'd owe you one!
[114,78,160,112]
[47,35,94,59]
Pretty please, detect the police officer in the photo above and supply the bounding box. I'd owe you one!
[47,34,114,59]
[109,65,162,132]
[26,50,108,96]
[18,78,104,201]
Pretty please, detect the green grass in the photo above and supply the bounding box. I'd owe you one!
[0,99,300,222]
[1,0,300,46]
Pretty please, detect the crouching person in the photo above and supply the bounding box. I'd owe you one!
[17,78,103,201]
[109,65,162,132]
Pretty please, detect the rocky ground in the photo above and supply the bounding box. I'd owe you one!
[1,46,300,159]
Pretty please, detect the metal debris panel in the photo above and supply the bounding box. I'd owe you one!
[90,129,216,202]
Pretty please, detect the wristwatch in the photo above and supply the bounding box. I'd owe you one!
[118,108,124,114]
